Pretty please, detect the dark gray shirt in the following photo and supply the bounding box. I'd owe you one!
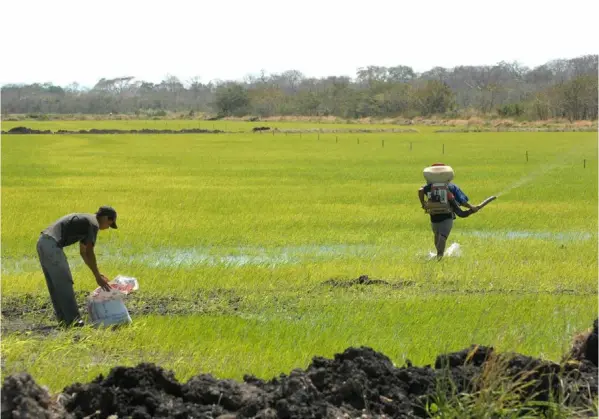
[42,213,99,248]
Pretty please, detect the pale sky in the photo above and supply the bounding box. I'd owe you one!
[1,0,597,88]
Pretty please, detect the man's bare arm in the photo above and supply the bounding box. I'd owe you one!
[80,242,111,291]
[418,188,426,208]
[80,242,88,265]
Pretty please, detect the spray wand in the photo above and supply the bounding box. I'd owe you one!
[476,195,497,210]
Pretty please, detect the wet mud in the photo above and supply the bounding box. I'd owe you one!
[1,289,242,335]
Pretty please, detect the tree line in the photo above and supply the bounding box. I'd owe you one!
[1,55,597,121]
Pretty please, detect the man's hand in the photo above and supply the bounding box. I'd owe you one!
[463,202,478,213]
[96,274,112,292]
[80,241,111,291]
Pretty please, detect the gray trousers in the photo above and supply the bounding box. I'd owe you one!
[431,218,453,238]
[431,218,454,257]
[36,234,80,326]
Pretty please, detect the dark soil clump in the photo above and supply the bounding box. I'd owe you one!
[322,275,416,290]
[563,318,598,367]
[322,275,391,287]
[1,373,67,418]
[6,126,52,134]
[3,320,598,418]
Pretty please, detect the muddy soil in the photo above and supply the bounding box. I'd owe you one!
[320,275,592,296]
[322,275,415,289]
[3,283,592,335]
[1,289,242,335]
[2,326,598,419]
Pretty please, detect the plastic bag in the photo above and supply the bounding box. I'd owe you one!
[89,275,139,301]
[87,275,139,327]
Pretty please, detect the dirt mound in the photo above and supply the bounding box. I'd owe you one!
[322,275,415,289]
[3,330,597,418]
[6,126,52,134]
[323,275,390,287]
[1,373,67,418]
[563,318,598,367]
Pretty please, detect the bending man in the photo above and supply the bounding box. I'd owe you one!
[36,206,117,327]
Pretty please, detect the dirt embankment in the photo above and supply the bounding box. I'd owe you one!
[2,126,418,135]
[2,127,224,135]
[2,320,597,419]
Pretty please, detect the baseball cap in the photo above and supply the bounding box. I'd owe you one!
[96,206,118,229]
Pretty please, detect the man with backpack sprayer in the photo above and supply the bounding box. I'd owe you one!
[418,163,496,259]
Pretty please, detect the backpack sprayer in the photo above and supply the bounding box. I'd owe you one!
[422,163,496,214]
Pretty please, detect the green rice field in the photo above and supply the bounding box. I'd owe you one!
[1,120,597,392]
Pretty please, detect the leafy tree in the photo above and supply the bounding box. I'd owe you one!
[214,83,250,117]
